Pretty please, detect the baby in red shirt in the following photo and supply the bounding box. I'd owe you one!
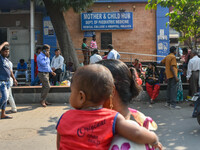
[56,64,162,150]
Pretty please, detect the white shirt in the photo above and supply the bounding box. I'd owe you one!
[107,49,120,59]
[186,55,200,80]
[8,60,13,87]
[90,54,102,64]
[51,55,64,70]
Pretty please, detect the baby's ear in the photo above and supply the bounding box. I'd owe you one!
[79,91,86,104]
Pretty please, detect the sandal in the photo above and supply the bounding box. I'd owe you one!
[40,100,47,107]
[45,101,52,105]
[1,116,13,119]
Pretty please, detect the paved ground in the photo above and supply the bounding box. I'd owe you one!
[0,102,199,150]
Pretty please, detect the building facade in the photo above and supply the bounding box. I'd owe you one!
[0,0,169,67]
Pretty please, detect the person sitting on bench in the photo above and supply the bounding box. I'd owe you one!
[15,59,29,82]
[50,49,64,85]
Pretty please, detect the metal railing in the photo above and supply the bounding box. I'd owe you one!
[75,48,167,64]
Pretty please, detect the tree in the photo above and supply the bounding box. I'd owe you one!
[146,0,200,50]
[22,0,95,69]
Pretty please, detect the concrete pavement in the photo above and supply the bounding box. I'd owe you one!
[0,102,199,150]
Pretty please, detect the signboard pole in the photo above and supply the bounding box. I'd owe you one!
[30,0,35,82]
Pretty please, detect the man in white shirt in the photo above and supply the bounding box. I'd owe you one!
[8,59,17,113]
[107,44,120,60]
[187,50,200,96]
[90,49,102,64]
[50,49,64,85]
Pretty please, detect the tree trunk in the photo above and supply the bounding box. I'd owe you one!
[43,0,79,70]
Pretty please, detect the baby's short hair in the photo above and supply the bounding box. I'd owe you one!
[72,64,114,104]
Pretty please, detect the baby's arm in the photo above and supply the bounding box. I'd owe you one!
[57,133,60,150]
[115,114,161,148]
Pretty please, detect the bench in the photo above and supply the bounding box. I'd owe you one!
[11,83,189,104]
[11,86,71,104]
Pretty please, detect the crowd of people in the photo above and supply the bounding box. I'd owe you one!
[131,46,200,112]
[2,38,200,149]
[81,36,120,65]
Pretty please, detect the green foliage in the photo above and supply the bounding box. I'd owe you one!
[20,0,95,12]
[146,0,200,49]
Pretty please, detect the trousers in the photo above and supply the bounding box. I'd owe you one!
[38,72,50,101]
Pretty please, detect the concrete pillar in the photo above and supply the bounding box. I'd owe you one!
[30,0,35,82]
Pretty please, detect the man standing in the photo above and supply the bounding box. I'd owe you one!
[161,46,181,109]
[37,44,56,107]
[107,44,120,60]
[0,42,18,119]
[50,49,64,85]
[15,59,29,82]
[90,35,97,50]
[8,59,17,113]
[90,49,102,64]
[186,51,200,97]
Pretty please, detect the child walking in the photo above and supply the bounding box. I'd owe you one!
[56,64,162,150]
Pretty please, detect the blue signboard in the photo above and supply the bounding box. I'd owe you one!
[156,5,170,62]
[84,31,96,37]
[81,12,133,30]
[43,16,57,60]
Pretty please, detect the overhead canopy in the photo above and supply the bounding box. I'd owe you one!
[0,0,44,12]
[0,0,147,12]
[169,28,180,38]
[96,0,148,2]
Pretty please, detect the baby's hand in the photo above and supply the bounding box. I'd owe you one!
[153,141,163,150]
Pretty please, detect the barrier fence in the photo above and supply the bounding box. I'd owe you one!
[75,48,168,65]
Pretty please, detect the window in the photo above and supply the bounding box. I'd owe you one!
[101,32,112,49]
[0,28,7,44]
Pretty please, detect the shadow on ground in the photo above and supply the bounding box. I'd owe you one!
[131,102,200,150]
[37,117,58,136]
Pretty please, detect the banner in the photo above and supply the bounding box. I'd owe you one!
[81,12,133,30]
[156,5,170,62]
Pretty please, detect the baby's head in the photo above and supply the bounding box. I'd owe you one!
[70,64,114,109]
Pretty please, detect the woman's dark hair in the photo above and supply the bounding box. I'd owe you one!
[97,59,142,105]
[149,62,158,72]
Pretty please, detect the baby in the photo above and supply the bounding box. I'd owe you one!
[56,64,162,150]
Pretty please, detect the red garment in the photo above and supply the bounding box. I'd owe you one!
[34,54,38,77]
[134,70,143,85]
[57,108,118,150]
[133,62,142,72]
[145,83,160,100]
[103,55,108,60]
